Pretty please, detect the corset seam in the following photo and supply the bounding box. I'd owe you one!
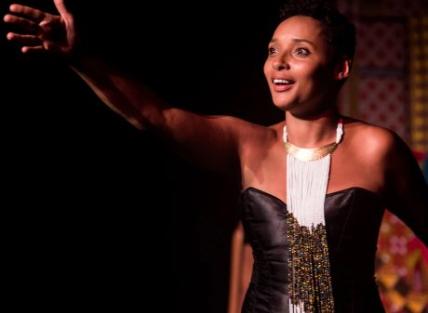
[335,190,357,253]
[241,194,273,312]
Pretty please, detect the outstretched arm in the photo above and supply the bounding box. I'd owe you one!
[4,1,265,172]
[69,58,252,172]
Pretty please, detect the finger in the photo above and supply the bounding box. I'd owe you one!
[3,14,38,34]
[6,32,41,46]
[43,40,61,53]
[9,3,46,23]
[21,45,44,54]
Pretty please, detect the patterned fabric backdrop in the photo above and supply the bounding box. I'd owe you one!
[337,0,428,312]
[356,21,409,140]
[410,17,428,155]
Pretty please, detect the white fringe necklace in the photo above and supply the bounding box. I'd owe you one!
[283,119,343,313]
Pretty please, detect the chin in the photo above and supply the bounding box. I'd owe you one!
[272,98,297,111]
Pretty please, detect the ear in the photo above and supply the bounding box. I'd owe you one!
[334,57,352,81]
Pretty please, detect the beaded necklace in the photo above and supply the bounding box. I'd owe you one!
[283,118,343,313]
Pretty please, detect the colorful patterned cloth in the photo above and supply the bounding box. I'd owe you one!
[337,1,428,311]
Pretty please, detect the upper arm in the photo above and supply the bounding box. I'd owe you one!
[383,132,428,245]
[158,107,266,174]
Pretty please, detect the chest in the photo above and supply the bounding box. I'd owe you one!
[241,141,384,201]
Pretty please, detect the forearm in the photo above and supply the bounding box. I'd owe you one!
[70,57,167,130]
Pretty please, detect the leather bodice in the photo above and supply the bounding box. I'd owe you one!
[240,187,386,313]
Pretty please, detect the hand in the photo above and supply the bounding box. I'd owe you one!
[3,0,76,56]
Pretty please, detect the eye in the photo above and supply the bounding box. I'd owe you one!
[294,47,310,57]
[268,47,278,56]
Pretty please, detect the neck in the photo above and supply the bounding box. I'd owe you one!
[283,109,340,147]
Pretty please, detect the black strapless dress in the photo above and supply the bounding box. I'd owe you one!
[240,187,386,313]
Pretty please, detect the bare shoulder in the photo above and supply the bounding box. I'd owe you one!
[339,116,412,193]
[343,116,399,161]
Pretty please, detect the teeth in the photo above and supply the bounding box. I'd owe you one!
[273,79,293,84]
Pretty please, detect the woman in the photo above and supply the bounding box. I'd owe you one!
[4,0,427,312]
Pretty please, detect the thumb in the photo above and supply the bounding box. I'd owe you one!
[53,0,72,18]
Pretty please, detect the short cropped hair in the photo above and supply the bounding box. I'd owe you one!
[280,0,356,61]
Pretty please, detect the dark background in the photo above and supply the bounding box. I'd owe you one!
[1,1,284,311]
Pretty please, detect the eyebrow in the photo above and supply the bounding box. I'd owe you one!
[269,38,316,47]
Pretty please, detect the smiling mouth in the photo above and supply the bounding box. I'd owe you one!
[272,78,295,92]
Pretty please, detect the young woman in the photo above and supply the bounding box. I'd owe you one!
[4,0,427,312]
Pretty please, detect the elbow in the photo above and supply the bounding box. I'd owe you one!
[136,105,169,133]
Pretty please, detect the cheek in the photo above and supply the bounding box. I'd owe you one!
[294,67,327,102]
[294,62,317,78]
[296,63,328,88]
[263,61,270,80]
[312,66,334,90]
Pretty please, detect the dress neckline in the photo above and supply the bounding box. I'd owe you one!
[241,186,380,207]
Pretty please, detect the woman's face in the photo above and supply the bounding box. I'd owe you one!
[264,15,337,116]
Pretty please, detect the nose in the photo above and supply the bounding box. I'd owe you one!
[273,58,290,71]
